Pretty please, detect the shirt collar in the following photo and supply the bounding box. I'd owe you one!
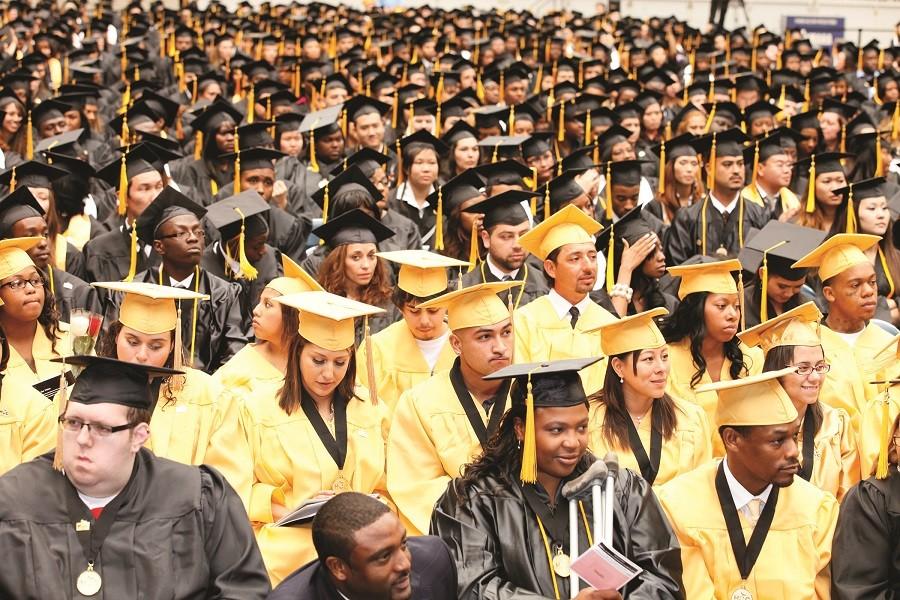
[547,288,591,321]
[723,457,772,511]
[709,191,740,214]
[169,271,195,289]
[486,254,519,280]
[399,182,434,212]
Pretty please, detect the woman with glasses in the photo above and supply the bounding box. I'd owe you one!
[0,237,71,384]
[740,301,860,500]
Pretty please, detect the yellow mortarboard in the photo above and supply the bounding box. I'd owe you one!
[273,290,384,351]
[588,307,668,356]
[791,233,880,281]
[418,281,522,330]
[0,237,41,283]
[699,367,799,427]
[737,301,822,354]
[266,255,324,296]
[667,258,742,300]
[92,281,209,335]
[376,250,469,298]
[517,204,602,261]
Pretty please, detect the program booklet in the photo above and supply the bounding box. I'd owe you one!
[571,541,643,591]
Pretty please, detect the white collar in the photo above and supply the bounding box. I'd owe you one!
[723,457,772,511]
[709,191,740,214]
[756,183,781,202]
[169,270,195,289]
[547,288,591,321]
[486,254,519,280]
[399,182,434,212]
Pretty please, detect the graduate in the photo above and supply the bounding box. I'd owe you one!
[459,189,551,308]
[740,302,860,500]
[666,128,770,265]
[93,280,252,506]
[514,204,618,396]
[739,129,803,220]
[175,99,244,206]
[588,308,712,486]
[356,249,466,412]
[386,280,521,535]
[244,290,390,586]
[657,369,840,599]
[792,233,895,421]
[857,336,900,477]
[0,355,272,599]
[661,259,764,436]
[431,358,685,599]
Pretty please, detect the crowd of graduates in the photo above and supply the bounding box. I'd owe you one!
[0,0,899,597]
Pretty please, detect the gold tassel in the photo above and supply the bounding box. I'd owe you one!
[875,135,884,177]
[519,373,537,483]
[840,123,846,154]
[805,156,816,213]
[117,152,128,216]
[123,222,138,282]
[760,240,788,323]
[321,185,330,224]
[395,140,403,185]
[174,306,183,372]
[309,129,319,173]
[707,132,717,191]
[738,269,745,332]
[8,166,15,190]
[751,141,760,187]
[247,86,255,124]
[194,131,203,160]
[605,162,613,220]
[234,153,241,194]
[467,219,478,272]
[508,104,515,136]
[584,109,591,145]
[657,141,666,195]
[557,100,566,142]
[25,111,32,160]
[544,185,551,221]
[235,207,259,280]
[876,388,891,479]
[703,103,716,134]
[846,186,857,233]
[435,187,444,251]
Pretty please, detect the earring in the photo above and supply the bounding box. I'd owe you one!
[619,377,624,383]
[517,439,522,450]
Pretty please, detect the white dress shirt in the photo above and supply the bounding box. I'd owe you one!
[546,288,592,323]
[723,457,772,521]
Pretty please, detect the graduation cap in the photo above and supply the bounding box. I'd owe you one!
[743,100,779,129]
[273,290,384,353]
[701,101,742,130]
[833,177,888,234]
[134,186,207,245]
[738,301,823,354]
[30,99,69,129]
[462,189,535,230]
[376,249,469,298]
[440,120,479,147]
[310,164,383,218]
[312,208,395,249]
[519,203,602,261]
[95,143,165,215]
[593,203,652,291]
[482,356,603,483]
[0,186,45,236]
[425,168,486,255]
[742,129,798,185]
[522,132,556,160]
[590,307,668,357]
[792,151,853,212]
[820,97,856,120]
[691,127,749,190]
[331,148,390,179]
[0,160,66,191]
[478,135,529,162]
[792,233,880,282]
[266,255,325,297]
[595,124,633,163]
[698,367,798,428]
[667,258,742,300]
[204,190,272,279]
[343,95,390,122]
[298,105,343,173]
[418,281,522,331]
[475,159,533,189]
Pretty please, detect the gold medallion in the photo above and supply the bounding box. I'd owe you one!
[551,548,571,578]
[715,246,729,257]
[76,565,102,596]
[331,473,349,493]
[730,588,752,600]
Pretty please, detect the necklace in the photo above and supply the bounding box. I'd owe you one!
[629,405,652,425]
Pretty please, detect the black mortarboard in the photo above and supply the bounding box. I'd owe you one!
[220,147,284,171]
[0,186,44,235]
[484,357,601,407]
[738,221,826,279]
[235,121,276,150]
[594,204,647,253]
[95,144,164,189]
[30,99,69,127]
[0,160,67,190]
[312,208,395,248]
[602,159,644,186]
[298,105,343,135]
[204,190,270,241]
[834,177,887,203]
[331,148,390,179]
[475,159,532,187]
[190,99,243,136]
[691,127,749,158]
[398,129,449,156]
[702,101,742,127]
[344,96,390,122]
[651,133,697,162]
[793,151,853,175]
[311,165,382,211]
[743,100,780,126]
[440,120,478,146]
[427,169,486,217]
[789,109,820,131]
[522,132,555,159]
[461,189,535,229]
[135,187,207,244]
[820,97,856,120]
[52,356,180,411]
[43,152,95,180]
[542,171,587,213]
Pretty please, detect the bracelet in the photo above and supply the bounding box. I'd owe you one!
[610,283,633,302]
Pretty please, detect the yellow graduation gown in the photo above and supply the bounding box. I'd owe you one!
[0,375,56,475]
[244,387,389,586]
[5,325,73,385]
[800,404,860,501]
[145,368,252,508]
[819,322,894,425]
[857,385,900,479]
[386,370,502,535]
[213,343,285,403]
[741,183,800,214]
[356,320,457,414]
[665,338,764,450]
[657,460,839,599]
[61,216,92,251]
[587,396,712,486]
[513,295,618,395]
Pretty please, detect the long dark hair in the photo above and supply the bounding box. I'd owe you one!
[762,344,824,434]
[0,95,26,156]
[599,353,677,449]
[660,291,748,388]
[611,238,667,313]
[317,244,393,307]
[278,334,360,415]
[454,402,525,499]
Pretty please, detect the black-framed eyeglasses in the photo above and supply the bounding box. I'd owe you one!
[791,363,831,376]
[1,277,43,290]
[58,416,137,438]
[158,228,206,241]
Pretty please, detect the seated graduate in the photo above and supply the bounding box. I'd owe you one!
[739,302,860,501]
[657,370,839,599]
[831,413,900,598]
[0,355,271,599]
[588,308,712,487]
[269,492,458,600]
[431,358,685,599]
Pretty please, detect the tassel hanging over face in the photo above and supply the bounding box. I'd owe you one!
[308,129,319,173]
[123,222,138,282]
[234,207,259,280]
[805,155,816,213]
[519,373,537,483]
[117,152,129,216]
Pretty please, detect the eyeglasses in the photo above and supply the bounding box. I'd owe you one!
[1,276,43,290]
[58,416,137,438]
[791,363,831,376]
[159,228,206,241]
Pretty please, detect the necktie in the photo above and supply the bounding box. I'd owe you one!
[501,275,513,282]
[569,306,580,329]
[745,498,763,525]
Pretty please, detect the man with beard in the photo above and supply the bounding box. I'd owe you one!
[269,492,457,599]
[665,128,770,264]
[657,369,839,598]
[460,189,549,308]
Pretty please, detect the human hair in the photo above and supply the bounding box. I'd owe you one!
[312,492,391,564]
[32,271,61,356]
[0,95,26,156]
[126,406,154,429]
[391,286,447,311]
[847,138,880,182]
[329,187,380,216]
[660,291,748,388]
[762,344,824,434]
[442,135,476,179]
[598,353,677,449]
[542,246,561,287]
[658,158,705,223]
[317,244,393,307]
[439,203,481,262]
[278,334,359,415]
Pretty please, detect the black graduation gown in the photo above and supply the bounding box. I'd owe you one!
[132,267,248,373]
[200,242,282,332]
[742,281,819,329]
[430,459,685,599]
[63,242,88,281]
[831,472,900,599]
[83,226,160,283]
[0,450,271,600]
[269,536,458,600]
[387,184,436,243]
[179,159,232,207]
[47,266,102,323]
[665,193,770,265]
[288,161,327,217]
[380,208,422,252]
[459,254,549,308]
